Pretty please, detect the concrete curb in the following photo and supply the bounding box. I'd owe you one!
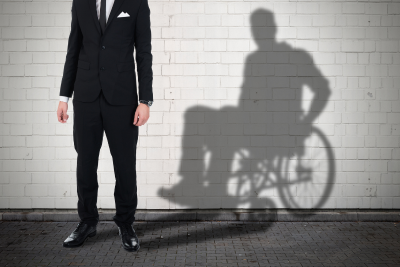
[0,210,399,222]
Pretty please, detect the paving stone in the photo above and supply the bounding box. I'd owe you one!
[0,221,399,266]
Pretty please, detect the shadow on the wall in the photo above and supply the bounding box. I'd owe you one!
[157,8,335,213]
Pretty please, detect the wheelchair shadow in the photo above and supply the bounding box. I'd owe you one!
[156,8,335,219]
[91,216,278,251]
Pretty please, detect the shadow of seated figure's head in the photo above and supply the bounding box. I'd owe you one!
[251,8,277,47]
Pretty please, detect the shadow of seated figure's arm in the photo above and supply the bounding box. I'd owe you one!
[299,52,332,125]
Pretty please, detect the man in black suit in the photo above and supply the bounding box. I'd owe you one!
[56,0,153,252]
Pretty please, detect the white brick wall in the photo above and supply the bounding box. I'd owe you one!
[0,0,399,210]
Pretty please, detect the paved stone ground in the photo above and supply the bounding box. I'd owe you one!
[0,221,399,267]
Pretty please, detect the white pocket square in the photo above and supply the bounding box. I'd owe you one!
[117,11,130,18]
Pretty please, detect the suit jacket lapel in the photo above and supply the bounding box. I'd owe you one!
[103,0,127,35]
[88,0,101,34]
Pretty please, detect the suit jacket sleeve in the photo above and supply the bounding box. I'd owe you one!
[59,0,83,98]
[134,0,153,101]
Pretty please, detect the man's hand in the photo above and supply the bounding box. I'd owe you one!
[133,103,150,126]
[57,101,69,123]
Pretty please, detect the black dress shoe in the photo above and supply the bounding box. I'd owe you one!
[63,222,97,248]
[117,223,140,252]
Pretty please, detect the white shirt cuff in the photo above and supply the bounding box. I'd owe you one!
[60,96,69,103]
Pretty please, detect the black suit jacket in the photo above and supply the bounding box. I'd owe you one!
[59,0,153,105]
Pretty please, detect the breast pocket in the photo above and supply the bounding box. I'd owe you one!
[116,16,132,20]
[114,17,134,39]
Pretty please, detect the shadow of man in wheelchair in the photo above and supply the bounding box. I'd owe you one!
[158,8,333,211]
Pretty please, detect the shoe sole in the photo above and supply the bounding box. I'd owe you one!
[63,230,97,248]
[122,243,140,252]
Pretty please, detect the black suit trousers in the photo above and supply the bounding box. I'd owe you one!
[73,89,139,227]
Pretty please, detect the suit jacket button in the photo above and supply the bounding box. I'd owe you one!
[102,46,106,49]
[100,67,105,70]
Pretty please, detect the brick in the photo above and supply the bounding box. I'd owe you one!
[0,0,398,213]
